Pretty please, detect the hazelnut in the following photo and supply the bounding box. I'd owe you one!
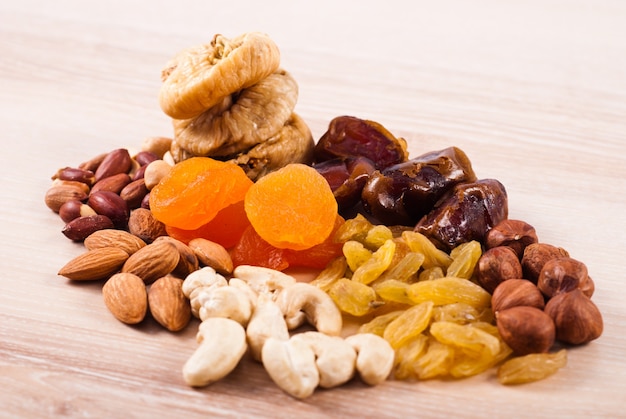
[521,243,569,283]
[537,257,588,298]
[485,219,538,258]
[496,306,555,355]
[579,276,595,298]
[544,289,603,345]
[491,279,545,313]
[476,246,523,294]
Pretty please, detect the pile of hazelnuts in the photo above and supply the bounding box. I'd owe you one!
[476,219,603,355]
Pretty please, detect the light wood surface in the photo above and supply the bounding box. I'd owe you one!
[2,1,625,417]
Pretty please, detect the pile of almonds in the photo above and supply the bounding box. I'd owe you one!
[46,139,236,332]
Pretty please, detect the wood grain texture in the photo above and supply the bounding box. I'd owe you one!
[1,1,625,417]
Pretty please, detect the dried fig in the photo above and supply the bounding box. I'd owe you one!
[159,32,281,120]
[172,69,298,158]
[226,113,315,180]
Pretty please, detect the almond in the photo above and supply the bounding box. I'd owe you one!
[148,275,191,331]
[121,240,180,284]
[58,247,129,280]
[189,238,233,275]
[84,229,147,255]
[155,236,199,277]
[102,272,148,324]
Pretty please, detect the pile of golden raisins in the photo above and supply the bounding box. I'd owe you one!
[311,215,572,384]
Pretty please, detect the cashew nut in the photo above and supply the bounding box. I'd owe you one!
[182,266,227,299]
[345,333,395,386]
[261,336,319,399]
[182,317,247,387]
[233,265,296,298]
[290,332,356,388]
[197,286,253,326]
[228,277,259,310]
[276,282,342,335]
[246,294,289,361]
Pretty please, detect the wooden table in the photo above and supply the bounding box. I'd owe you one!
[2,1,625,417]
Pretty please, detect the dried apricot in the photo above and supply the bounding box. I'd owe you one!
[165,200,250,248]
[284,215,345,268]
[244,163,338,250]
[150,157,253,230]
[229,224,289,271]
[230,214,345,271]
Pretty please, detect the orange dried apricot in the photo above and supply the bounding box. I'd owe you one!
[149,157,253,230]
[229,224,289,271]
[244,163,338,250]
[284,215,345,269]
[165,200,251,248]
[230,214,345,271]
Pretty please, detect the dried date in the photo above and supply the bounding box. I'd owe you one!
[314,115,408,170]
[361,147,477,226]
[314,156,375,212]
[415,179,508,251]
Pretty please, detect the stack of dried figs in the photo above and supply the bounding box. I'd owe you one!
[159,32,314,181]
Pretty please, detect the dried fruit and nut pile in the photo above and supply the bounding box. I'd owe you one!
[45,32,603,397]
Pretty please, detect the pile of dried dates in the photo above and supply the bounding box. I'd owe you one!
[313,115,507,251]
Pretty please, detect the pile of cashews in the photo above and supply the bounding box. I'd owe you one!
[181,265,395,399]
